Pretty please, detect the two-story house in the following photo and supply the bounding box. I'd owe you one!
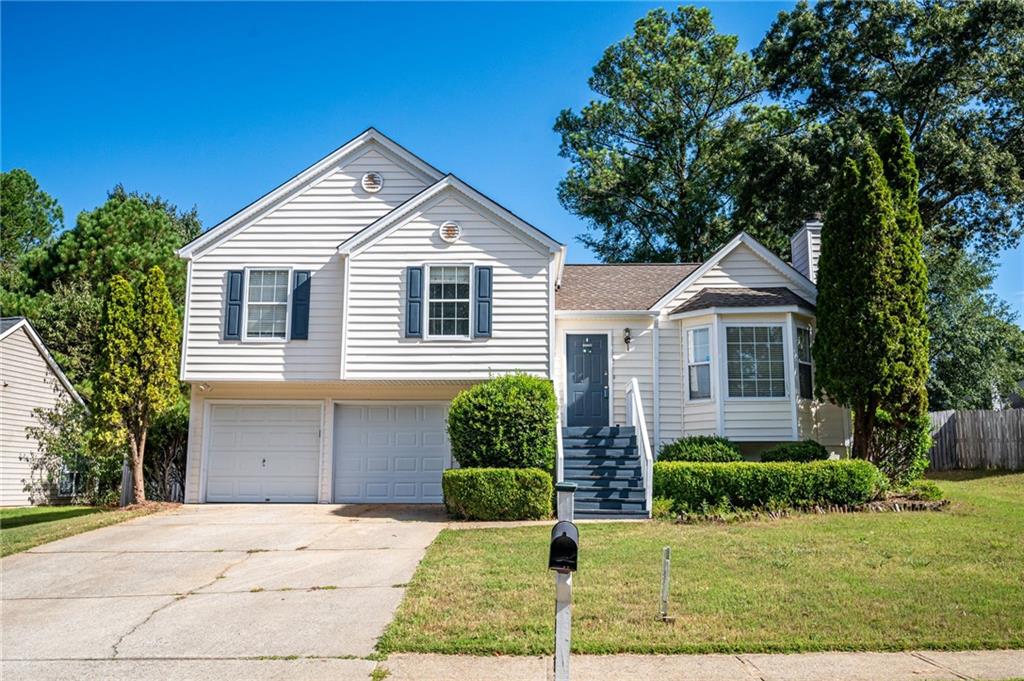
[178,129,848,516]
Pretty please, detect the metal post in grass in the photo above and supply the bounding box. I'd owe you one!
[659,546,675,623]
[549,482,578,681]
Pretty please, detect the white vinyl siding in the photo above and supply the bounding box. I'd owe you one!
[723,399,794,441]
[344,192,551,379]
[665,243,816,310]
[182,145,431,381]
[656,319,683,446]
[0,328,75,506]
[790,223,822,283]
[798,399,850,455]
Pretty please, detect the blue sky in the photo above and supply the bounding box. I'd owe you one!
[2,2,1021,315]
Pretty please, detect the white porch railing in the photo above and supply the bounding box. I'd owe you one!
[555,408,565,483]
[625,377,654,518]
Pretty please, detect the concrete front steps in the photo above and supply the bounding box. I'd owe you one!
[561,426,648,519]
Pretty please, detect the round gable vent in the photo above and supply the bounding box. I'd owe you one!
[361,172,384,193]
[439,221,462,244]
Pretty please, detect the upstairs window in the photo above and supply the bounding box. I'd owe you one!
[245,269,290,339]
[797,326,813,399]
[427,265,470,337]
[726,326,786,398]
[687,327,711,400]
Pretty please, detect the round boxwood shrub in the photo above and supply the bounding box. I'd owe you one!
[447,373,557,470]
[442,468,553,520]
[760,439,830,463]
[659,435,741,463]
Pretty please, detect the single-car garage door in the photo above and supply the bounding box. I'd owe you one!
[333,403,449,503]
[205,403,321,502]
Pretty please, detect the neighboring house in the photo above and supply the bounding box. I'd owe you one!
[177,128,849,516]
[0,317,86,506]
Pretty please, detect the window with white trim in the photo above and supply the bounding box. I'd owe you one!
[245,269,289,339]
[427,265,470,337]
[726,326,786,397]
[797,326,813,399]
[687,327,712,400]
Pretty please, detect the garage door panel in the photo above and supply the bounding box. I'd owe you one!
[333,403,450,503]
[205,403,321,503]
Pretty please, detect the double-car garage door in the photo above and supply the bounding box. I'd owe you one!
[203,402,449,503]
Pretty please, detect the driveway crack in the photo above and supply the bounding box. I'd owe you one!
[736,655,767,680]
[110,552,253,659]
[910,651,975,680]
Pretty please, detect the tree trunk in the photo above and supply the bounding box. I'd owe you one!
[851,398,878,461]
[130,429,147,505]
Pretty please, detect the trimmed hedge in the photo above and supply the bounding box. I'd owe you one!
[442,468,553,520]
[653,460,886,511]
[659,435,742,463]
[760,439,830,463]
[447,373,558,470]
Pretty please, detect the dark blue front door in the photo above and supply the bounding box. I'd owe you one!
[566,334,609,427]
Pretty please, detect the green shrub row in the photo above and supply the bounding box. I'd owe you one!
[760,439,830,463]
[653,460,886,511]
[659,435,741,462]
[442,468,553,520]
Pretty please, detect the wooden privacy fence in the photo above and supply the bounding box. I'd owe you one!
[928,409,1024,471]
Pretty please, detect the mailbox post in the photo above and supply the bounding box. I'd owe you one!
[549,482,578,681]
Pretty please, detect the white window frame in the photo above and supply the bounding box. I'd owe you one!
[423,262,474,342]
[796,324,814,400]
[723,322,789,400]
[241,266,293,343]
[684,325,713,403]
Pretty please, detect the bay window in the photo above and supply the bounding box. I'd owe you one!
[797,326,813,399]
[686,327,712,400]
[726,325,786,398]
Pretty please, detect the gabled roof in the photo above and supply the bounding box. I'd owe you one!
[669,287,816,316]
[177,128,444,259]
[337,175,564,256]
[0,317,85,406]
[650,232,817,311]
[555,264,699,311]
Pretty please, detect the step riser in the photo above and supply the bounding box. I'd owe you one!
[575,510,649,519]
[573,490,646,501]
[564,469,642,480]
[570,482,645,491]
[562,427,636,438]
[563,446,638,456]
[563,438,637,449]
[575,500,647,511]
[563,457,640,466]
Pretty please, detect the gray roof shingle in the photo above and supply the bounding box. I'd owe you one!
[669,287,815,315]
[555,264,699,311]
[1,317,26,334]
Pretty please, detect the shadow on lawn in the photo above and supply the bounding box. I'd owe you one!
[928,469,1022,482]
[0,507,103,530]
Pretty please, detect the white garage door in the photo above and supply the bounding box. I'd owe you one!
[205,403,321,502]
[333,403,449,503]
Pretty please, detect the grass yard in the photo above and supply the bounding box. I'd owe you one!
[0,505,161,557]
[381,472,1024,655]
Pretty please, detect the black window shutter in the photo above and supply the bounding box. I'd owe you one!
[291,270,311,340]
[223,270,244,340]
[406,266,423,338]
[474,266,492,337]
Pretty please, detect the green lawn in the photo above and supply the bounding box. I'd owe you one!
[0,505,160,557]
[381,471,1024,655]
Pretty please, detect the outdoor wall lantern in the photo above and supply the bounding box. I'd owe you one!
[623,327,632,347]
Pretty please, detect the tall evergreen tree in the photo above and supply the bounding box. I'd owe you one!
[876,117,930,419]
[94,267,180,504]
[814,146,903,459]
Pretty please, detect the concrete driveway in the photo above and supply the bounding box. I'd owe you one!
[1,504,446,681]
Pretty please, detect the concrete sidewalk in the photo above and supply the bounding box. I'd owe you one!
[382,650,1024,681]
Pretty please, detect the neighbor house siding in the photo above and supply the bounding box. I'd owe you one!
[665,243,816,309]
[344,192,551,379]
[182,145,430,382]
[0,328,72,506]
[183,381,474,503]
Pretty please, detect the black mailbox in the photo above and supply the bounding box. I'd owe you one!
[548,520,579,573]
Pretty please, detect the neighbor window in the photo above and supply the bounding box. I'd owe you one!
[726,326,786,397]
[687,327,711,400]
[427,265,470,337]
[245,269,290,339]
[797,327,813,399]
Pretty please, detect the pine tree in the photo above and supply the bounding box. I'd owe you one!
[814,145,903,459]
[876,117,929,420]
[94,266,180,504]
